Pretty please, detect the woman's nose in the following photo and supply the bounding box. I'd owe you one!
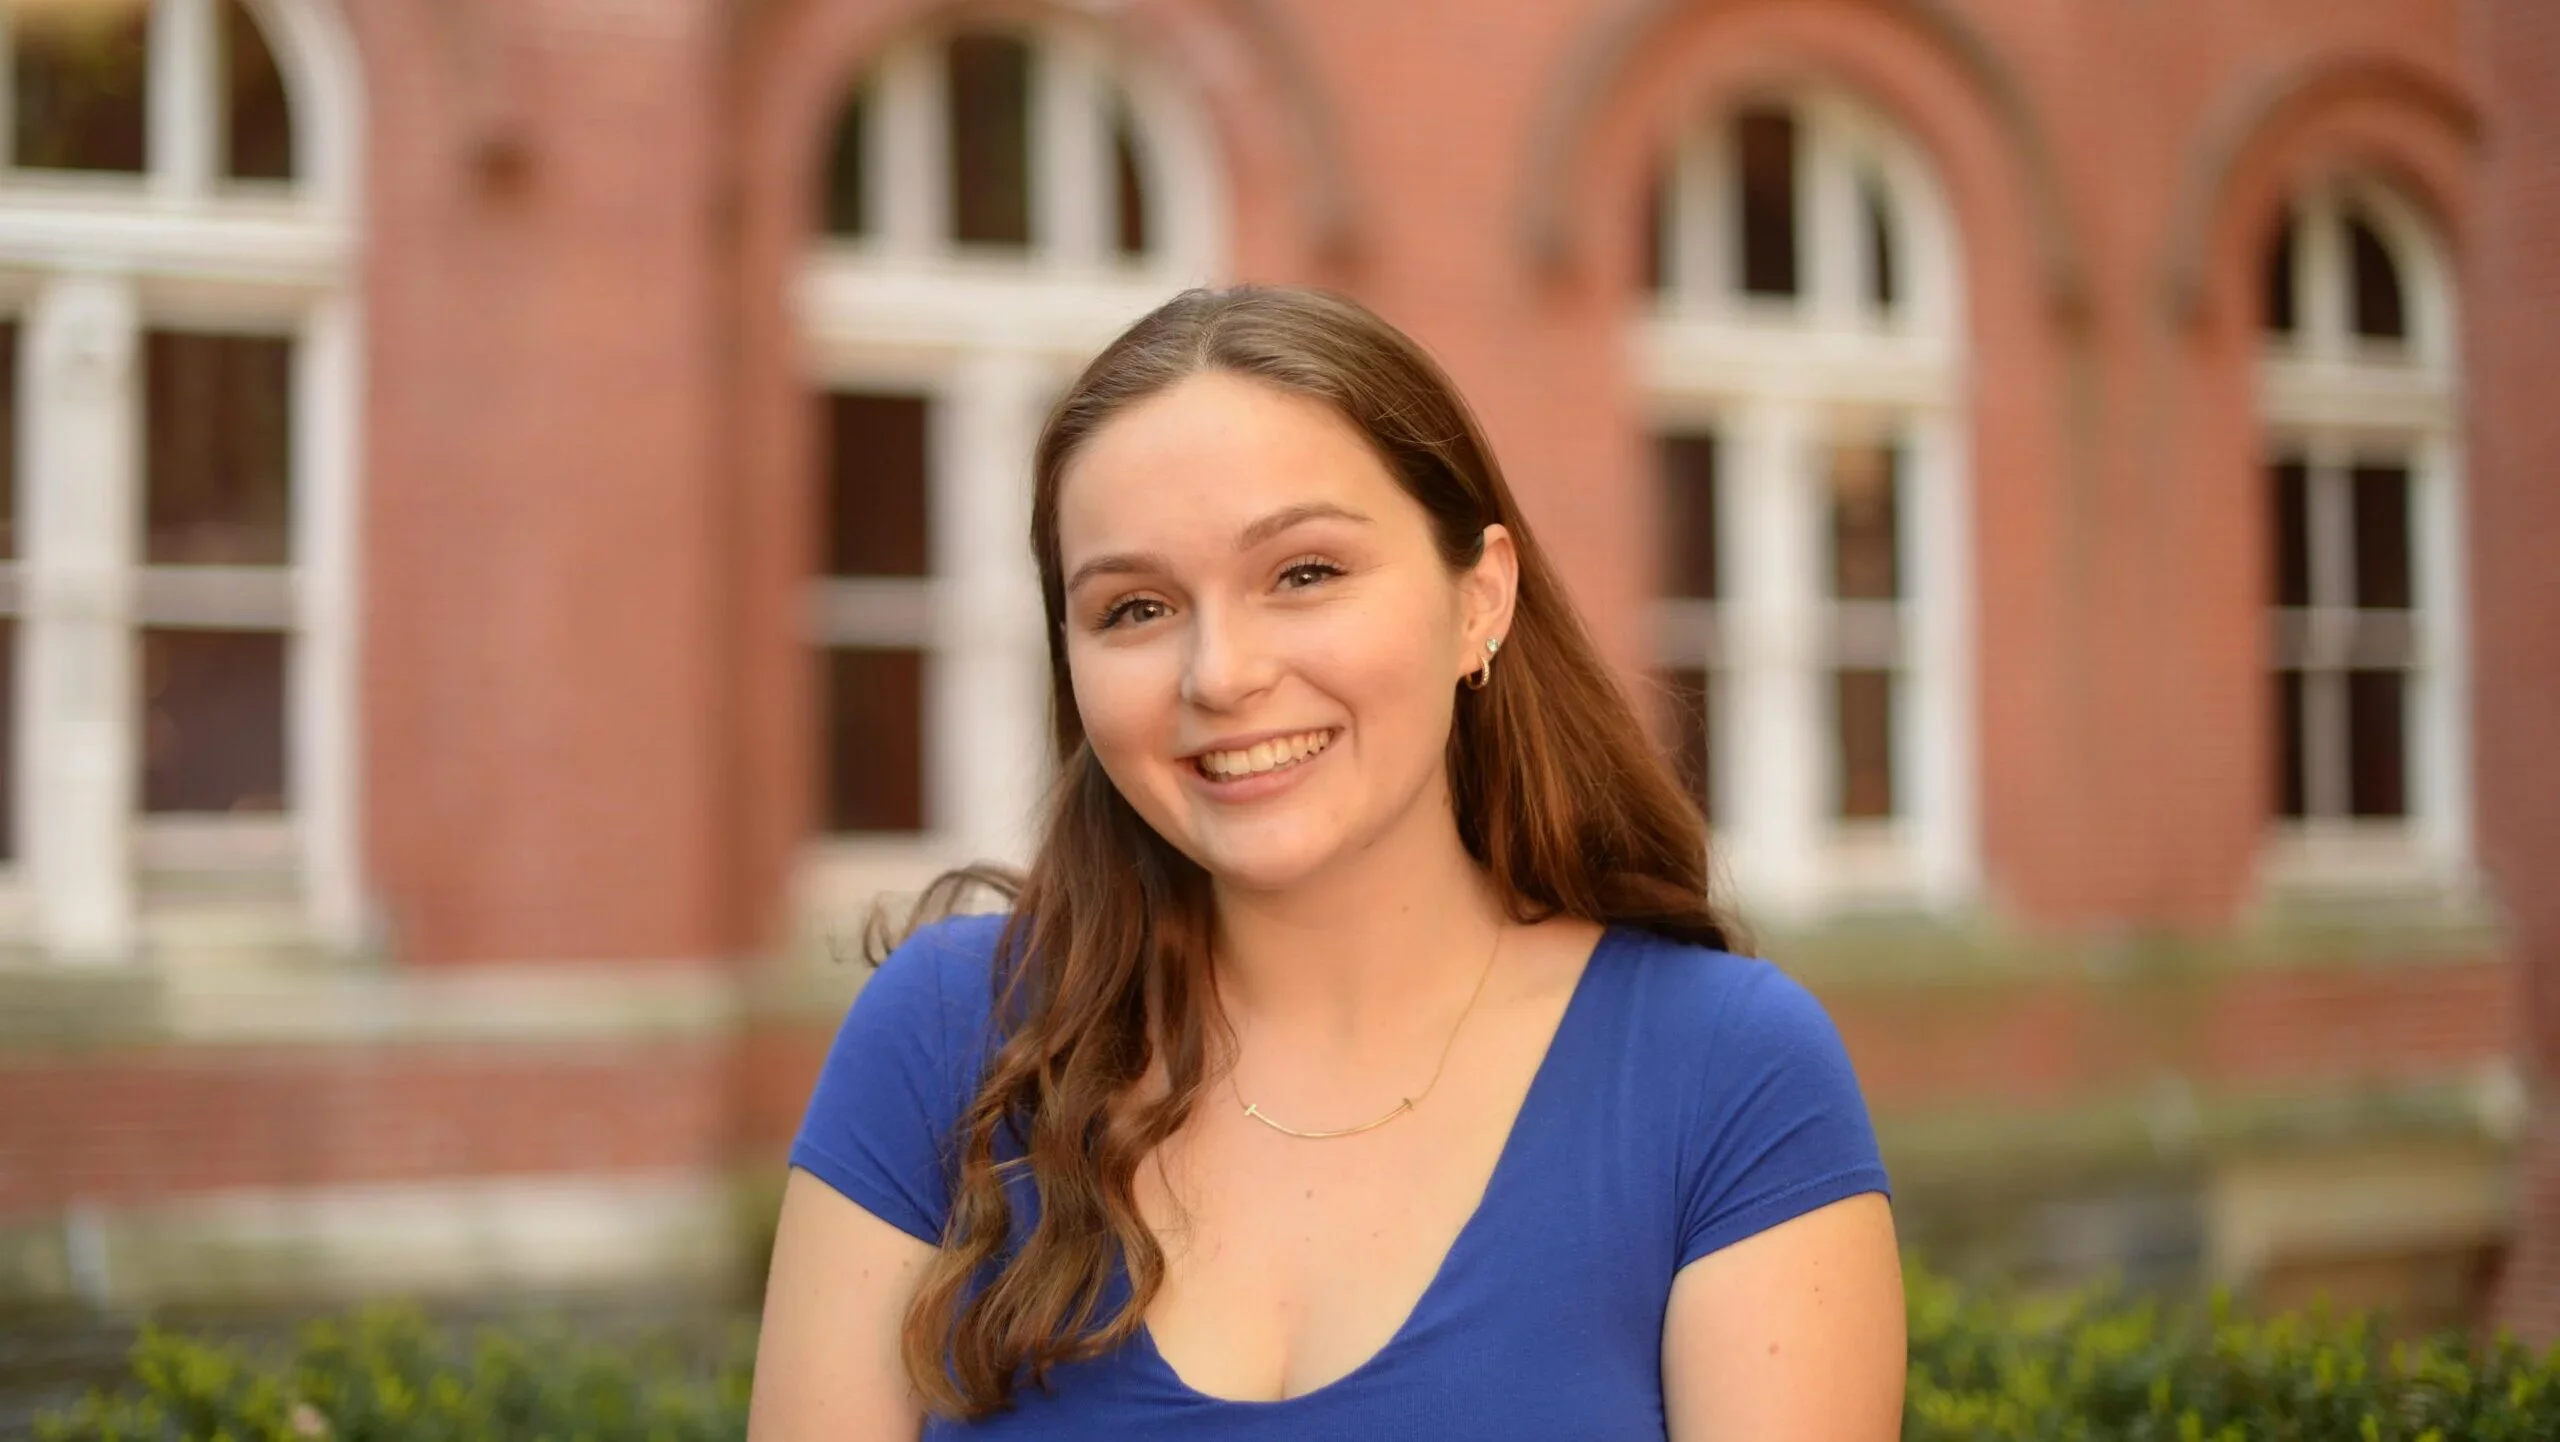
[1179,605,1278,711]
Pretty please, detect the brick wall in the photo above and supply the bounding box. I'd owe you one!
[2469,0,2560,1344]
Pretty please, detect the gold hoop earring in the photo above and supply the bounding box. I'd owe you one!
[1465,636,1502,691]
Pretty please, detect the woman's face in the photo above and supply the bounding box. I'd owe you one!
[1055,371,1513,895]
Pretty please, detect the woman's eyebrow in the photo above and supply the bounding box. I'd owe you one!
[1064,503,1373,593]
[1234,501,1372,551]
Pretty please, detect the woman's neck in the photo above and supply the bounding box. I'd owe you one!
[1207,806,1502,1044]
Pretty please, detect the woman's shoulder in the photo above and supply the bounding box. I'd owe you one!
[855,908,1012,1040]
[1602,926,1826,1021]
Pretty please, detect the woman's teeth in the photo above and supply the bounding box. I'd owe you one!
[1196,730,1333,780]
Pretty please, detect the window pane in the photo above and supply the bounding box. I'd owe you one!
[221,0,294,182]
[824,648,925,833]
[1733,108,1798,297]
[1828,441,1899,601]
[2263,208,2299,335]
[822,391,930,578]
[0,620,14,861]
[1835,669,1894,820]
[1662,666,1712,823]
[2345,209,2407,342]
[141,629,289,814]
[1639,161,1668,295]
[145,333,295,567]
[12,7,147,173]
[2346,669,2407,818]
[2269,457,2310,608]
[947,32,1031,249]
[0,321,16,562]
[2350,461,2413,610]
[1111,102,1148,257]
[1657,431,1718,600]
[822,87,868,238]
[1861,173,1897,314]
[2273,670,2307,819]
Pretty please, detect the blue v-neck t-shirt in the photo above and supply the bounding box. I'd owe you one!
[788,914,1891,1439]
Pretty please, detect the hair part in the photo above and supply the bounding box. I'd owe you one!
[873,285,1733,1417]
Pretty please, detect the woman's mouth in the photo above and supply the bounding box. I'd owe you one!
[1192,729,1336,782]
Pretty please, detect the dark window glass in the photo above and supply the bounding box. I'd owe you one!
[1111,102,1148,258]
[0,322,16,562]
[12,8,147,173]
[2350,461,2413,610]
[1663,666,1712,823]
[221,0,294,182]
[141,629,289,814]
[1658,431,1718,600]
[1835,669,1894,820]
[0,620,13,861]
[2263,209,2299,335]
[822,392,930,578]
[1828,442,1899,601]
[145,333,295,567]
[1861,174,1897,313]
[2270,457,2310,608]
[1734,108,1798,297]
[2346,209,2407,342]
[2346,669,2406,817]
[1639,162,1669,294]
[2274,670,2307,819]
[822,88,868,238]
[947,33,1031,248]
[824,648,926,833]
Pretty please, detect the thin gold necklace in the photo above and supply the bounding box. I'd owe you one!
[1226,920,1505,1141]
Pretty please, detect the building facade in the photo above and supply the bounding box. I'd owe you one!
[2,0,2555,1336]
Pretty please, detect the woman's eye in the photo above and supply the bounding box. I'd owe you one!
[1278,560,1343,590]
[1098,597,1169,629]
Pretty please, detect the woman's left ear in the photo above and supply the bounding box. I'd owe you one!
[1461,524,1520,666]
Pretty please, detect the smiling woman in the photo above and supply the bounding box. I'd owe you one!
[750,287,1905,1441]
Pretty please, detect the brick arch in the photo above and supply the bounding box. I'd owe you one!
[1517,0,2087,324]
[718,0,1358,949]
[2162,50,2482,330]
[1505,0,2110,925]
[731,0,1356,271]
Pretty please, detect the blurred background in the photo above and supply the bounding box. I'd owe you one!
[0,0,2554,1424]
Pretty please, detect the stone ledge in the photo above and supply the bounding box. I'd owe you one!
[0,1171,747,1310]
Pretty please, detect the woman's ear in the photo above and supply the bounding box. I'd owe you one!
[1459,524,1520,673]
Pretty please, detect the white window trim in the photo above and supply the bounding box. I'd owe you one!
[1639,89,1976,922]
[2255,180,2473,905]
[0,0,365,966]
[794,18,1226,929]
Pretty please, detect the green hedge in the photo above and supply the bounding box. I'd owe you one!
[34,1268,2560,1440]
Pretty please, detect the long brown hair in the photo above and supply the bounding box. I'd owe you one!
[882,285,1733,1417]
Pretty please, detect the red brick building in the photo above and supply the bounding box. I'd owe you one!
[0,0,2553,1335]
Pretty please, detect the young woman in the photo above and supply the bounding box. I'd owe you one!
[751,286,1904,1439]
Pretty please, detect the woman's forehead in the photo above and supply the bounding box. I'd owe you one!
[1055,373,1414,557]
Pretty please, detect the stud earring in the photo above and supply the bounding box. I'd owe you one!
[1466,636,1502,691]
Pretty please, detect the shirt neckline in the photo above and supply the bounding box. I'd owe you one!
[1130,922,1631,1410]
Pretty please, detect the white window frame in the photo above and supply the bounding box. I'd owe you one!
[797,17,1226,924]
[0,0,364,966]
[2256,178,2471,900]
[1638,88,1975,922]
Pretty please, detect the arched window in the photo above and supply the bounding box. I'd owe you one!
[0,0,363,965]
[801,19,1223,902]
[2258,180,2466,892]
[1638,89,1972,918]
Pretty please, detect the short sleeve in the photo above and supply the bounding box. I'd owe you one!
[1675,960,1891,1270]
[788,913,1004,1246]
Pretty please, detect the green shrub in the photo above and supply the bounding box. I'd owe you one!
[33,1305,752,1442]
[34,1269,2560,1439]
[1905,1264,2560,1441]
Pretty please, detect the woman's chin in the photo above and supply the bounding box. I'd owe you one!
[1184,831,1345,896]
